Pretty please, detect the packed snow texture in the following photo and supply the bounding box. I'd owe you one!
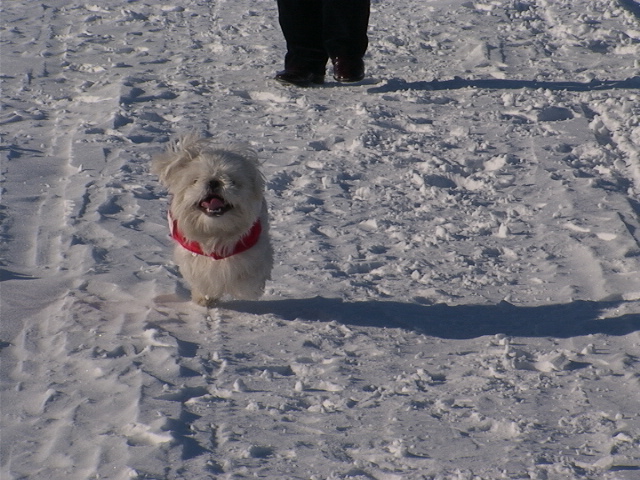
[2,0,640,479]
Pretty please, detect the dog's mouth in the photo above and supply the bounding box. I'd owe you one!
[199,194,232,217]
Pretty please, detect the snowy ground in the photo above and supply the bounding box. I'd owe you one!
[2,0,640,479]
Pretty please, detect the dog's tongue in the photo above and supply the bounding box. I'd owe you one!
[201,196,225,211]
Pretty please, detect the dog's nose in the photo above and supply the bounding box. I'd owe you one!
[209,179,222,191]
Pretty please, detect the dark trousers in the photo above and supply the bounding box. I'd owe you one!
[277,0,370,73]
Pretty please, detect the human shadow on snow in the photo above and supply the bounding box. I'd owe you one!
[225,297,640,339]
[368,75,640,95]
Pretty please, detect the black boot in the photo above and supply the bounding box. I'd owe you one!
[332,56,365,83]
[275,69,325,87]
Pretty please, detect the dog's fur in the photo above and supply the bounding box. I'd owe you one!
[152,134,272,306]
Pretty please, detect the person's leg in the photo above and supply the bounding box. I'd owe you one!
[322,0,370,59]
[276,0,328,85]
[322,0,370,82]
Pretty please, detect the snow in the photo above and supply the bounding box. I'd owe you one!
[1,0,640,478]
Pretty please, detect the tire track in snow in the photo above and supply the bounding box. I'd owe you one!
[520,104,640,303]
[2,287,156,480]
[0,4,173,479]
[587,94,640,200]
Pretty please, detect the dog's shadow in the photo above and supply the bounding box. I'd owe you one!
[367,75,640,95]
[224,296,640,339]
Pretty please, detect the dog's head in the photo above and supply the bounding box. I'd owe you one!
[152,135,265,240]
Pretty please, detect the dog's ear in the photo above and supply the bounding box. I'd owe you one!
[151,150,189,186]
[151,134,202,186]
[223,143,265,190]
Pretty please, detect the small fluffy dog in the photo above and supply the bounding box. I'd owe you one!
[152,134,273,307]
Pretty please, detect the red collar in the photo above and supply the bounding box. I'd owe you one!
[168,211,262,260]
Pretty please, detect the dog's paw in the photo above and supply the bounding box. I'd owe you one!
[192,292,219,308]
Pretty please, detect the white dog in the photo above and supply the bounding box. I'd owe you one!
[152,134,273,307]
